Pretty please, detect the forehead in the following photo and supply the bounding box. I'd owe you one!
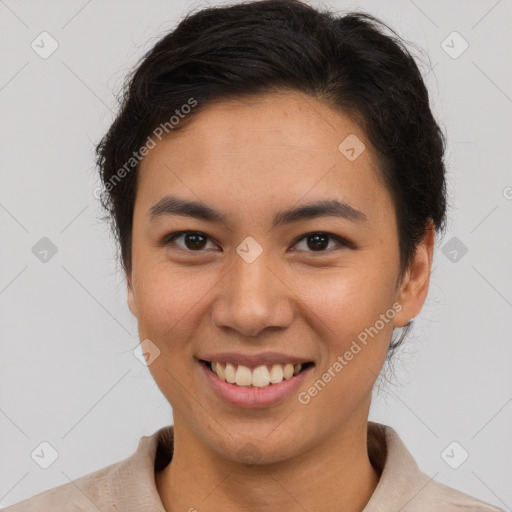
[156,91,370,161]
[136,91,393,228]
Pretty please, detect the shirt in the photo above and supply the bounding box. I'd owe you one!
[2,421,503,511]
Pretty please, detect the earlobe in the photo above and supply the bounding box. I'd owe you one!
[393,221,435,328]
[127,275,138,318]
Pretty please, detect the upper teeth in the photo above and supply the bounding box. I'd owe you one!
[210,362,303,387]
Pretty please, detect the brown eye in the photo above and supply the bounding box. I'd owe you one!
[164,231,216,251]
[306,233,329,251]
[161,231,351,254]
[293,232,347,253]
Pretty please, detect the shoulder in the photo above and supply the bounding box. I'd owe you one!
[408,476,504,512]
[1,463,116,512]
[1,426,172,512]
[366,422,504,512]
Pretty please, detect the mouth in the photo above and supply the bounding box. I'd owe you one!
[200,359,315,388]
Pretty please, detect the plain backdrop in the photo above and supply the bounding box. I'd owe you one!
[1,0,511,508]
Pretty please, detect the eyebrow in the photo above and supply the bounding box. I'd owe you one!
[148,195,367,227]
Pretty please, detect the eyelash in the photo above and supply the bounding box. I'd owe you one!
[160,230,353,254]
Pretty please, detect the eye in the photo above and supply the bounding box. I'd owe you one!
[162,231,218,252]
[161,230,351,254]
[291,232,350,253]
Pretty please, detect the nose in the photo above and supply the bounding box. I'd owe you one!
[210,252,294,338]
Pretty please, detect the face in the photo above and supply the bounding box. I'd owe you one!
[127,90,433,464]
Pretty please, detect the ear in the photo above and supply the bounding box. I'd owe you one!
[126,272,139,318]
[393,220,435,327]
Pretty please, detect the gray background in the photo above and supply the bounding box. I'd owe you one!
[1,0,511,508]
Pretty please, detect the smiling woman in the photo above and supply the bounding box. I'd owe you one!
[3,1,503,511]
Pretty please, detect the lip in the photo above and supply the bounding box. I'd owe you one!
[198,351,313,369]
[199,359,315,409]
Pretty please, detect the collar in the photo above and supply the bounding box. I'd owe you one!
[107,421,431,511]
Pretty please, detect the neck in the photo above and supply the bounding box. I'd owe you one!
[156,413,380,512]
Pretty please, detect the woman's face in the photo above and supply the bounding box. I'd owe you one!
[127,90,432,464]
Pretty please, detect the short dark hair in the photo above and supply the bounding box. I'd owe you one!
[95,0,448,354]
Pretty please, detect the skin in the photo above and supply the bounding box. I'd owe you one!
[126,89,435,511]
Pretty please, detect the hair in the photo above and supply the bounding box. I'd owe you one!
[95,0,448,355]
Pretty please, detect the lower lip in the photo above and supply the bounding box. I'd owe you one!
[200,360,314,409]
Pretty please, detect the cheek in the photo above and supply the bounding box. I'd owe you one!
[295,271,397,415]
[132,264,214,345]
[132,266,208,409]
[290,262,399,408]
[297,263,397,344]
[291,271,395,442]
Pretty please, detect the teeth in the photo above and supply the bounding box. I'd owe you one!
[209,361,305,387]
[269,364,283,384]
[252,365,270,387]
[224,362,236,384]
[283,363,294,380]
[235,365,252,386]
[215,361,226,381]
[212,361,226,381]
